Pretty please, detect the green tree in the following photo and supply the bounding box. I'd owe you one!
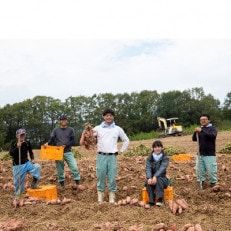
[223,92,231,120]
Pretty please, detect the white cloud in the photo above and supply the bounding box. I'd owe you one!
[1,39,230,107]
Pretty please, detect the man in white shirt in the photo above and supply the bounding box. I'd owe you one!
[80,109,129,203]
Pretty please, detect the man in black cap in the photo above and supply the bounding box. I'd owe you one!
[45,115,85,190]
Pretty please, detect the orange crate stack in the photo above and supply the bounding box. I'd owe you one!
[164,185,174,202]
[142,186,174,204]
[40,145,64,161]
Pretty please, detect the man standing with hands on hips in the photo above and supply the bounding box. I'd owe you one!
[80,109,129,203]
[192,113,218,189]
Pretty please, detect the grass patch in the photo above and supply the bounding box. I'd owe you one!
[164,146,186,156]
[123,144,152,157]
[0,152,12,161]
[129,131,158,141]
[123,144,186,157]
[219,142,231,154]
[72,148,84,159]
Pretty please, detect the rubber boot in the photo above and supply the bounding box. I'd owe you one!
[31,177,39,189]
[97,191,104,203]
[109,191,115,203]
[60,181,65,187]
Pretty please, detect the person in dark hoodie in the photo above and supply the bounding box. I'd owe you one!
[9,128,41,195]
[145,140,169,206]
[192,113,218,189]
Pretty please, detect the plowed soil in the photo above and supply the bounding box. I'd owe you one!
[0,131,231,231]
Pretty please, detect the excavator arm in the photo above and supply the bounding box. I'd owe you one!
[157,117,168,134]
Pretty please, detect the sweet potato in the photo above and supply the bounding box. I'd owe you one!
[93,223,103,229]
[19,199,24,207]
[12,199,19,209]
[128,225,139,231]
[130,198,139,205]
[180,198,188,208]
[153,223,166,230]
[172,201,179,215]
[180,223,193,231]
[117,200,122,206]
[126,196,131,204]
[167,223,177,231]
[1,219,23,230]
[24,201,34,205]
[194,224,203,231]
[224,192,231,198]
[178,205,183,214]
[168,200,174,212]
[26,197,38,202]
[50,199,58,205]
[212,184,221,192]
[176,198,188,209]
[61,197,71,205]
[138,201,145,207]
[83,123,96,150]
[187,227,195,231]
[122,199,127,205]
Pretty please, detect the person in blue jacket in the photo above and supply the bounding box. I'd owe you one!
[145,140,169,206]
[192,113,218,189]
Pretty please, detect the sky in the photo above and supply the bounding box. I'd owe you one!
[0,0,231,107]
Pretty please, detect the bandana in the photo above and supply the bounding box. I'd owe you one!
[201,123,212,128]
[152,152,163,161]
[101,121,115,128]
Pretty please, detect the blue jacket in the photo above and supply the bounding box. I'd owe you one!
[145,153,169,179]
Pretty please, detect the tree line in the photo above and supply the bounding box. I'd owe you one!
[0,87,230,149]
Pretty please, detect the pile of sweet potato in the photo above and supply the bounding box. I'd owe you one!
[149,222,203,231]
[114,196,139,206]
[0,219,23,231]
[83,122,96,150]
[168,198,188,215]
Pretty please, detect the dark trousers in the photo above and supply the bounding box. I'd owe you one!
[145,177,168,203]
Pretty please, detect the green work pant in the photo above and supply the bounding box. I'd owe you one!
[196,155,218,184]
[55,152,81,182]
[96,154,117,192]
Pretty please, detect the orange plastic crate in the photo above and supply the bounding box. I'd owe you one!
[27,185,58,201]
[40,145,64,160]
[142,186,174,203]
[172,154,191,162]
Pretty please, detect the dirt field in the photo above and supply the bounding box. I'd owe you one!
[0,131,231,231]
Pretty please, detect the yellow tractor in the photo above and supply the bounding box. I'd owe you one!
[157,117,183,137]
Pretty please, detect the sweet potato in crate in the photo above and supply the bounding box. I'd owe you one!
[40,145,64,160]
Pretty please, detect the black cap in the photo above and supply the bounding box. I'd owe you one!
[59,114,67,120]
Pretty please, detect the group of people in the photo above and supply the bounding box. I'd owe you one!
[9,110,218,206]
[9,108,130,202]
